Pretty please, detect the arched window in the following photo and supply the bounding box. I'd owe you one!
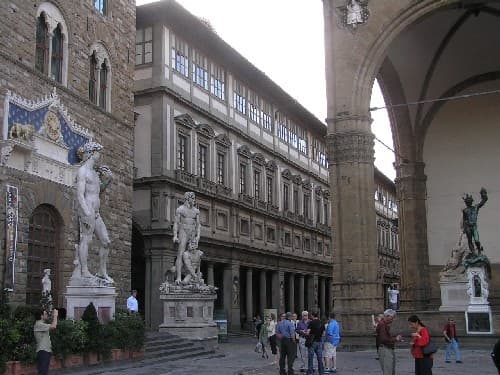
[99,61,108,109]
[36,3,69,85]
[89,43,112,111]
[26,205,60,306]
[35,13,49,74]
[51,25,63,82]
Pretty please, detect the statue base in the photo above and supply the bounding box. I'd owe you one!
[464,265,492,334]
[439,278,469,311]
[65,285,117,323]
[466,304,492,334]
[158,283,217,342]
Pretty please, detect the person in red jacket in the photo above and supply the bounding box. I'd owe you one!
[408,315,433,375]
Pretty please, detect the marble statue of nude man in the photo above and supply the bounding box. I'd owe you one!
[76,141,113,283]
[172,192,200,284]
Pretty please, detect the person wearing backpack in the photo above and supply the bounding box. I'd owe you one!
[408,315,433,375]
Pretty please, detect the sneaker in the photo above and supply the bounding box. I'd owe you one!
[324,368,330,373]
[456,360,463,363]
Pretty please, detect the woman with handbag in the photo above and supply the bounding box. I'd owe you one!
[408,315,433,375]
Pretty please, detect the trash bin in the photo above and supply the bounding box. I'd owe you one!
[214,319,228,343]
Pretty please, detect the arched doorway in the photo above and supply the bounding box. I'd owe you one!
[26,205,62,306]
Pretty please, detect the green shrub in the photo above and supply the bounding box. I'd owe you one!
[12,305,37,364]
[109,311,145,351]
[51,319,88,360]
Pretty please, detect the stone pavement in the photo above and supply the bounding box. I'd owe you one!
[58,335,499,375]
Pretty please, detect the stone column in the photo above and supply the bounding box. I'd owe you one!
[223,264,241,330]
[207,262,214,286]
[319,277,326,317]
[306,275,315,311]
[298,274,305,312]
[327,278,334,315]
[395,161,429,310]
[288,273,295,313]
[260,270,267,312]
[271,270,285,312]
[149,250,163,330]
[246,268,253,324]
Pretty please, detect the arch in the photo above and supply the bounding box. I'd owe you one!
[26,204,63,306]
[36,2,69,85]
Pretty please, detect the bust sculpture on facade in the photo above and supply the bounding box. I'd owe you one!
[73,141,113,284]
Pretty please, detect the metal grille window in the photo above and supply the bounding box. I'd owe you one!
[249,91,261,124]
[217,152,225,185]
[177,133,187,171]
[262,101,272,132]
[211,63,226,100]
[89,52,98,104]
[27,206,59,306]
[198,144,208,178]
[239,163,247,194]
[136,27,153,65]
[283,184,289,211]
[35,14,49,74]
[267,176,273,204]
[233,79,246,115]
[192,49,208,90]
[254,170,261,200]
[51,25,63,82]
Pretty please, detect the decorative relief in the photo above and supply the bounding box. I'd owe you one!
[174,113,196,129]
[43,110,63,143]
[252,152,266,166]
[336,0,370,31]
[215,133,231,148]
[266,160,277,172]
[326,133,374,164]
[237,144,251,158]
[195,123,215,139]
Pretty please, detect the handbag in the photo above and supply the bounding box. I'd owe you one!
[422,339,438,355]
[254,342,263,353]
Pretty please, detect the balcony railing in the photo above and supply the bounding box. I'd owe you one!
[175,169,196,186]
[197,177,217,194]
[216,183,232,198]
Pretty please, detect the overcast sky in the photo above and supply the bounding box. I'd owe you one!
[136,0,396,180]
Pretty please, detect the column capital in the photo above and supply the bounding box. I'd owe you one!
[326,131,374,164]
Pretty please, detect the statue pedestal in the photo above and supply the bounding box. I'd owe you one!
[158,284,217,342]
[465,266,492,334]
[439,279,469,311]
[65,285,117,323]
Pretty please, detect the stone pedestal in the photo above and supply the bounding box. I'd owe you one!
[65,285,117,323]
[465,266,492,334]
[158,286,217,341]
[439,279,468,311]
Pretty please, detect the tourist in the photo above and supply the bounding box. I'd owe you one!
[254,315,262,337]
[376,309,403,375]
[34,308,58,375]
[443,317,462,363]
[276,312,297,375]
[372,313,384,360]
[296,310,311,372]
[306,311,325,375]
[258,316,269,359]
[267,313,279,365]
[491,338,500,374]
[387,284,399,311]
[127,289,138,314]
[408,315,433,375]
[324,312,340,373]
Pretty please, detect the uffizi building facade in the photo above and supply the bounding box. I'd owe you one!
[0,0,400,332]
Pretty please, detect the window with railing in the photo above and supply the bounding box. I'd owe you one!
[171,34,189,77]
[136,27,153,65]
[192,49,208,90]
[233,79,246,115]
[211,63,225,100]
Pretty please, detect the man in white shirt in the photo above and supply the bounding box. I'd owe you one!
[387,285,399,311]
[127,289,138,313]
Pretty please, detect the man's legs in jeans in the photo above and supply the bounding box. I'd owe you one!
[287,339,296,375]
[450,338,461,361]
[279,339,287,375]
[298,338,307,369]
[313,342,324,374]
[37,350,51,375]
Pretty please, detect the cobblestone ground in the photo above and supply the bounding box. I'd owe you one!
[59,336,498,375]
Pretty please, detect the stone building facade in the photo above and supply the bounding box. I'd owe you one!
[133,1,333,330]
[324,0,500,332]
[0,1,135,308]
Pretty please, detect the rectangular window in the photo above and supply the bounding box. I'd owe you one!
[177,134,187,171]
[319,152,327,167]
[262,101,272,132]
[267,227,276,242]
[316,199,321,223]
[233,79,246,115]
[211,63,226,100]
[289,122,298,148]
[283,184,289,211]
[239,163,247,194]
[293,189,299,214]
[267,176,273,204]
[324,202,329,225]
[217,152,225,185]
[303,194,310,218]
[277,112,288,142]
[171,34,189,77]
[198,144,208,178]
[136,27,153,65]
[254,170,261,200]
[192,49,208,90]
[312,138,319,162]
[249,91,261,124]
[298,128,307,154]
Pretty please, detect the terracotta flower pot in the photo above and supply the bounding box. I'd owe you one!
[6,361,36,375]
[63,354,84,368]
[85,352,100,365]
